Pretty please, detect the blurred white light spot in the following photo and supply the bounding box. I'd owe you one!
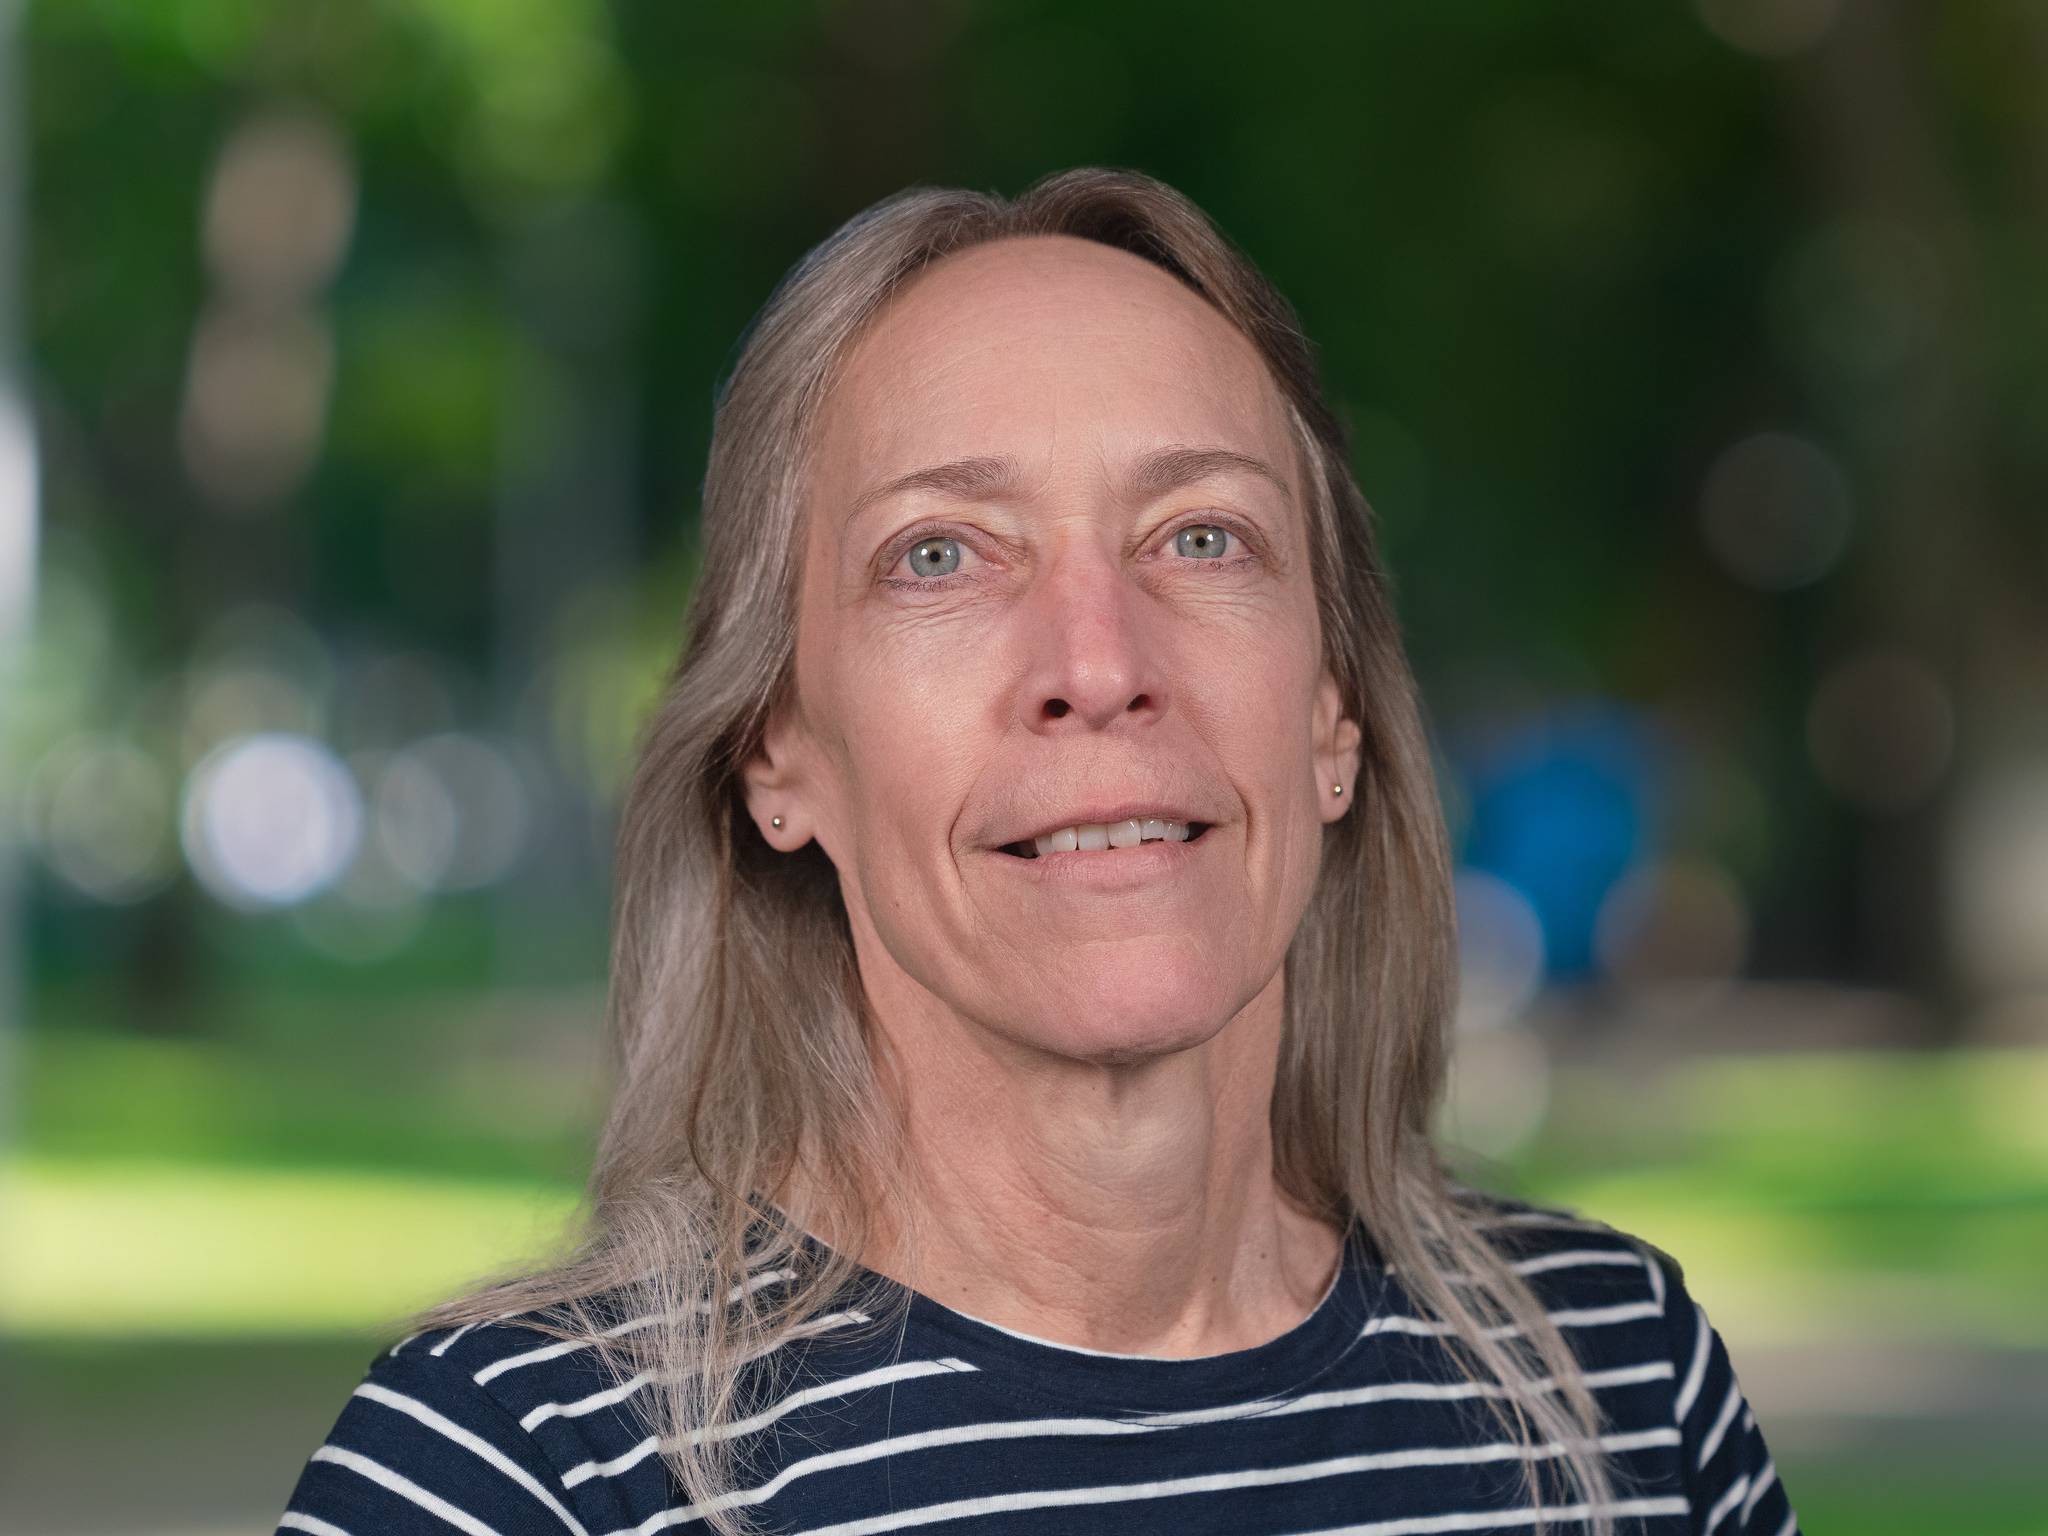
[1594,857,1750,997]
[21,734,178,903]
[181,732,362,909]
[179,302,334,510]
[1442,1020,1553,1163]
[0,384,38,651]
[1946,762,2048,993]
[202,107,356,302]
[1699,431,1853,591]
[1807,648,1953,813]
[1454,868,1548,1034]
[1695,0,1841,56]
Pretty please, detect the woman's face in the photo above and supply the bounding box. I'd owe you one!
[749,233,1360,1067]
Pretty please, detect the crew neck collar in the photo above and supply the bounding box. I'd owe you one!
[763,1201,1390,1415]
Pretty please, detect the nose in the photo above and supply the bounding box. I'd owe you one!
[1014,533,1169,734]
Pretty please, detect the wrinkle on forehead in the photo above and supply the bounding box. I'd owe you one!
[811,235,1300,519]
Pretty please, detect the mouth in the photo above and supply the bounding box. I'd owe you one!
[995,823,1204,860]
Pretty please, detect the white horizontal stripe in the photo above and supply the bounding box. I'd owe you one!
[1742,1459,1780,1523]
[1282,1494,1694,1536]
[1119,1358,1675,1428]
[475,1299,863,1385]
[1424,1249,1650,1285]
[598,1417,1679,1536]
[525,1368,661,1433]
[681,1356,981,1446]
[429,1254,799,1365]
[309,1445,505,1536]
[1674,1304,1711,1421]
[563,1351,1674,1490]
[1363,1297,1663,1341]
[430,1313,517,1358]
[1642,1246,1667,1311]
[1773,1508,1798,1536]
[355,1381,589,1536]
[1510,1248,1649,1278]
[532,1351,978,1439]
[630,1403,1171,1515]
[1697,1382,1743,1470]
[562,1432,665,1489]
[552,1357,983,1488]
[689,1427,1683,1536]
[1704,1472,1751,1534]
[278,1513,353,1536]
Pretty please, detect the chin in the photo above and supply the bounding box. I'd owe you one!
[1010,977,1239,1064]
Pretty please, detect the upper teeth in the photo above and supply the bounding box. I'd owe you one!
[1033,818,1191,856]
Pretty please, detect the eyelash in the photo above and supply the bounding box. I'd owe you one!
[878,515,1265,593]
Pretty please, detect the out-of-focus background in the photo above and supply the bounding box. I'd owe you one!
[0,1,2042,1531]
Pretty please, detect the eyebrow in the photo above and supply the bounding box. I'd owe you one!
[842,444,1293,531]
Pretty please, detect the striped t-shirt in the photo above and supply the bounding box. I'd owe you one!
[276,1195,1801,1534]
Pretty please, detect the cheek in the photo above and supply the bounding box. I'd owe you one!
[848,614,1005,749]
[836,662,988,856]
[1213,632,1322,783]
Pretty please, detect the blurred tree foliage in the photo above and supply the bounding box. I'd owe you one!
[15,0,2048,1014]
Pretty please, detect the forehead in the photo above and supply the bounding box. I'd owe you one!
[813,234,1296,500]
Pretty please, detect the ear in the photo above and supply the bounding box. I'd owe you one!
[740,692,811,850]
[1312,668,1364,825]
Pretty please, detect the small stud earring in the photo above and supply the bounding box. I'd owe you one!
[1332,784,1343,796]
[771,816,783,829]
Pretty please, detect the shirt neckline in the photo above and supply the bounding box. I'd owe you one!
[764,1200,1390,1415]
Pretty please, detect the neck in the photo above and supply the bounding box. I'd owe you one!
[778,968,1346,1358]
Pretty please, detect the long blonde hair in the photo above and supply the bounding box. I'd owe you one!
[394,167,1647,1536]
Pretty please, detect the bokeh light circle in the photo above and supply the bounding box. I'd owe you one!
[180,731,363,909]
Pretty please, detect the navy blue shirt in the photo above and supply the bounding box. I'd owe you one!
[276,1194,1800,1534]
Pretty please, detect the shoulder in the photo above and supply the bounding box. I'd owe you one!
[1434,1189,1712,1435]
[280,1304,657,1530]
[1446,1185,1686,1321]
[382,1298,644,1431]
[1444,1191,1803,1529]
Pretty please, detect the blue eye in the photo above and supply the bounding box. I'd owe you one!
[1174,524,1233,560]
[903,536,964,579]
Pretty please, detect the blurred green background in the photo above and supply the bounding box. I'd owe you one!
[1,1,2044,1531]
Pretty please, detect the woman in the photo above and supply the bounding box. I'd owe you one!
[278,168,1800,1536]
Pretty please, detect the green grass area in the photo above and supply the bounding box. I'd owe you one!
[1510,1046,2048,1346]
[5,1024,2045,1347]
[1785,1464,2048,1536]
[4,1024,2044,1531]
[1,1152,582,1337]
[17,1010,599,1184]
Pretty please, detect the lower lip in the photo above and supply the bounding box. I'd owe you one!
[986,829,1215,890]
